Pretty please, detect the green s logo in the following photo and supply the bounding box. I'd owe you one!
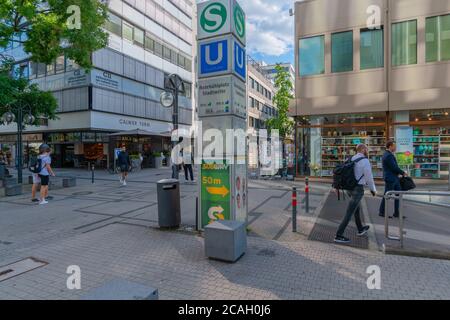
[200,2,227,33]
[234,3,245,38]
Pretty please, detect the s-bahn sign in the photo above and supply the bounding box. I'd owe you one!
[198,0,246,45]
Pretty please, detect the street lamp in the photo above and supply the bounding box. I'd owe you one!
[160,74,185,180]
[2,103,35,184]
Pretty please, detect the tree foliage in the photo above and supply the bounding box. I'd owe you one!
[265,64,294,139]
[0,0,108,69]
[0,58,58,126]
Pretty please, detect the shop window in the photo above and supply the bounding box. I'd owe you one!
[105,13,122,37]
[392,20,417,66]
[426,14,450,62]
[122,22,134,42]
[299,35,325,76]
[360,28,384,70]
[332,31,353,73]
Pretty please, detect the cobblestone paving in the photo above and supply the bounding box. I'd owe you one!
[1,224,449,300]
[1,169,449,300]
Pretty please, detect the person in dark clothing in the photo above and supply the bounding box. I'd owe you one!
[379,140,407,218]
[182,147,194,182]
[117,145,131,186]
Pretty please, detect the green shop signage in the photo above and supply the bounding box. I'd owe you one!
[201,162,231,227]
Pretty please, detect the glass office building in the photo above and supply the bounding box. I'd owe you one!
[293,0,450,180]
[0,0,194,168]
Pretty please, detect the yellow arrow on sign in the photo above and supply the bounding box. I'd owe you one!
[206,185,229,197]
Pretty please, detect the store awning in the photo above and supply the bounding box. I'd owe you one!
[108,129,171,138]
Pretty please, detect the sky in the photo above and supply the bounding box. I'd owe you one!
[197,0,297,66]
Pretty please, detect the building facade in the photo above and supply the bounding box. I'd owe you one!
[292,0,450,179]
[260,63,295,90]
[247,56,278,169]
[0,0,195,169]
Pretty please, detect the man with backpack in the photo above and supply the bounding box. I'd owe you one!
[333,144,377,244]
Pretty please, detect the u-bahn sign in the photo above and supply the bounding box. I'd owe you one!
[198,35,246,81]
[198,0,246,45]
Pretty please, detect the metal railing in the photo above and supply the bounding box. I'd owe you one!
[384,191,450,248]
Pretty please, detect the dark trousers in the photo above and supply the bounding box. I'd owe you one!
[184,164,193,181]
[379,179,401,216]
[337,185,364,237]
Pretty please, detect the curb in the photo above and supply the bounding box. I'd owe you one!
[383,244,450,261]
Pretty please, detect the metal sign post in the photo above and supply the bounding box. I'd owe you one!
[197,0,248,229]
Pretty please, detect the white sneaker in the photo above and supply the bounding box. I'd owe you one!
[39,200,48,205]
[122,181,127,186]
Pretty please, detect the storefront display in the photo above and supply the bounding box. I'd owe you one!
[297,109,450,180]
[320,131,385,178]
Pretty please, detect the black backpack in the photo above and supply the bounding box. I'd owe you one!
[332,157,366,192]
[29,156,42,174]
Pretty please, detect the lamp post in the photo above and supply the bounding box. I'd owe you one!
[160,74,185,180]
[2,103,35,184]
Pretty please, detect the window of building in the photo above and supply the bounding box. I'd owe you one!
[46,62,55,76]
[105,13,122,37]
[66,58,78,72]
[55,56,65,74]
[426,14,450,62]
[122,22,134,42]
[134,27,144,47]
[392,20,417,66]
[29,62,37,79]
[331,31,353,73]
[299,35,325,76]
[170,49,178,65]
[360,28,384,70]
[145,35,155,52]
[163,46,171,60]
[154,42,163,57]
[37,63,46,78]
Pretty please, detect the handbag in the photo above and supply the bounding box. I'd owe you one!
[400,176,416,191]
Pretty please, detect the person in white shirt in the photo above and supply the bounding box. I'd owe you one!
[335,144,377,244]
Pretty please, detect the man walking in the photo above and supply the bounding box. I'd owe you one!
[335,144,376,244]
[117,145,131,186]
[37,144,55,205]
[379,140,407,219]
[182,146,194,182]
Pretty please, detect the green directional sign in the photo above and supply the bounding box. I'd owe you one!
[201,161,231,227]
[200,2,228,34]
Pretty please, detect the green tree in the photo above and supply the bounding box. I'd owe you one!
[0,58,58,125]
[0,0,108,69]
[265,64,295,140]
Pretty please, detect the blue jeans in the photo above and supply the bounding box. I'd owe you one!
[337,185,365,237]
[379,179,401,216]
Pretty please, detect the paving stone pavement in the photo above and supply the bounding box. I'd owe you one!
[1,223,450,300]
[1,169,450,300]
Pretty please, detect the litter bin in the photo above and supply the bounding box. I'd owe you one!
[157,179,181,228]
